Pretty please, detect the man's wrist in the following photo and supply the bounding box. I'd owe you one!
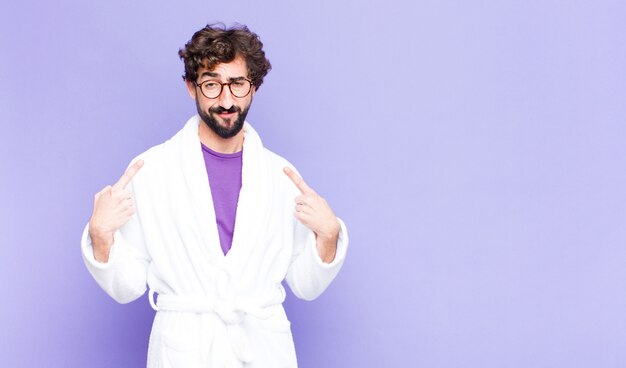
[89,225,114,262]
[315,226,339,264]
[316,219,340,244]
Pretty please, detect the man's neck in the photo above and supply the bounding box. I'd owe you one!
[198,121,244,154]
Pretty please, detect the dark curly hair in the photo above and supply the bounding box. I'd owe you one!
[178,24,272,89]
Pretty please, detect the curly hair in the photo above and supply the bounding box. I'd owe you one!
[178,24,272,89]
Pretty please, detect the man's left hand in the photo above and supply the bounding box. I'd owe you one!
[284,167,340,262]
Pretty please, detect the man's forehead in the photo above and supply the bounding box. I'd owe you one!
[198,57,248,79]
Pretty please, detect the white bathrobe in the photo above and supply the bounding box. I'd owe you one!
[81,115,348,368]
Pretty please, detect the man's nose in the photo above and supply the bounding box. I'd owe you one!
[217,85,234,110]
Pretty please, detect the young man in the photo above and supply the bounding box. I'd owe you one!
[81,24,348,367]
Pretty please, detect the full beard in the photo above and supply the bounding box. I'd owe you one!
[197,100,249,139]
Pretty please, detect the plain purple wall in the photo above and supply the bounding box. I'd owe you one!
[1,0,626,367]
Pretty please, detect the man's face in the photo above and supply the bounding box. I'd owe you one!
[187,56,255,139]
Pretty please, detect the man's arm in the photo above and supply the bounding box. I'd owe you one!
[82,160,150,304]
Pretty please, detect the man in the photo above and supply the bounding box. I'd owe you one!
[81,24,348,367]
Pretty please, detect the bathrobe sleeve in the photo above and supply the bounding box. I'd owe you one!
[81,180,151,304]
[285,213,349,301]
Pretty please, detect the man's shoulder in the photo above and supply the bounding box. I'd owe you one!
[261,147,302,197]
[132,136,173,164]
[127,118,194,177]
[135,116,196,160]
[262,147,294,171]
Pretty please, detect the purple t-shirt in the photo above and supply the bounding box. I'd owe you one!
[201,143,243,255]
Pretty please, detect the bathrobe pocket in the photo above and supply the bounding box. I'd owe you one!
[158,312,201,368]
[248,317,297,367]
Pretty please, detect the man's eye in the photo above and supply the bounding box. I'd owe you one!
[232,81,245,87]
[204,82,220,89]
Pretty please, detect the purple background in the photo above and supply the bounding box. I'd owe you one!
[1,1,626,367]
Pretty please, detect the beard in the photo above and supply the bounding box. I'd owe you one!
[196,100,250,139]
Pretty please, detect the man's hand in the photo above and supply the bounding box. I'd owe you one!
[88,160,144,262]
[284,167,340,263]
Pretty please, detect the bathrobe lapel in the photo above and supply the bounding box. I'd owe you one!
[177,116,272,272]
[227,123,272,267]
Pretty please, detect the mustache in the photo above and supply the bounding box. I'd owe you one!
[210,106,241,114]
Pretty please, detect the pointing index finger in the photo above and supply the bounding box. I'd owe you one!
[283,167,314,194]
[113,159,144,190]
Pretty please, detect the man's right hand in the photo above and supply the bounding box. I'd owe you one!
[88,160,144,262]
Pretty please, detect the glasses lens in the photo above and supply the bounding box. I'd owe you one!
[230,80,252,98]
[201,82,222,99]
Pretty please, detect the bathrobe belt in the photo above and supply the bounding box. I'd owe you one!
[149,289,289,363]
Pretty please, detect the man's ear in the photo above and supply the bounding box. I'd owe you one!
[185,80,197,99]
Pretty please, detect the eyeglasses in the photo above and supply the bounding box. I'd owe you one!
[194,79,254,99]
